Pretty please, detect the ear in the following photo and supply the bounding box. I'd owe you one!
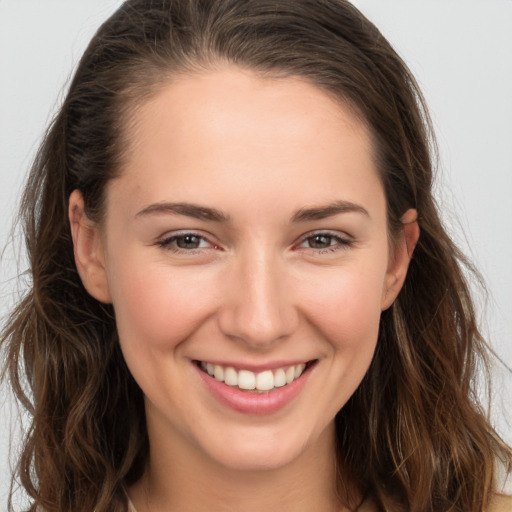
[69,189,112,303]
[381,208,420,310]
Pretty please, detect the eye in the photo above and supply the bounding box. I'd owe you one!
[157,232,215,252]
[302,234,337,249]
[298,231,353,253]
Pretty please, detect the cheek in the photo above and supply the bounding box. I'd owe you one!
[107,256,217,353]
[300,265,386,414]
[298,263,386,351]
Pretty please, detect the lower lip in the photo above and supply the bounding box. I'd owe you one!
[195,363,313,415]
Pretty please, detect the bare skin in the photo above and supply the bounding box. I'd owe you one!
[69,66,419,512]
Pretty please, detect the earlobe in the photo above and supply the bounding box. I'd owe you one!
[381,209,420,310]
[69,189,112,303]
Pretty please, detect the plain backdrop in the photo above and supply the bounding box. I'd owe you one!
[1,0,511,507]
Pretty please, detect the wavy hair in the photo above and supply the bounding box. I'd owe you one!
[2,1,511,511]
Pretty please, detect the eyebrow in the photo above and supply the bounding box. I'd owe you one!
[135,202,230,222]
[291,200,369,222]
[135,199,369,223]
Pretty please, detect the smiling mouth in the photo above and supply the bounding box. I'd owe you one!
[196,360,317,393]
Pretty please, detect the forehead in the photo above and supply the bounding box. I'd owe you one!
[126,67,371,156]
[108,66,384,221]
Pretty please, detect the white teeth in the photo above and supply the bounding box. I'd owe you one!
[274,368,286,388]
[213,365,224,382]
[285,366,295,384]
[224,367,238,386]
[295,363,306,378]
[238,370,256,390]
[256,370,274,391]
[200,361,311,391]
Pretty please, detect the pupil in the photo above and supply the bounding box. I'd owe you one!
[310,235,331,249]
[177,235,200,249]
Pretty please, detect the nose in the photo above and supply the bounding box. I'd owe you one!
[217,249,299,349]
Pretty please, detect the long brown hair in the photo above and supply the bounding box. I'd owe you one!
[2,1,511,511]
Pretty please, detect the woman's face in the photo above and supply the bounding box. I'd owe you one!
[71,67,415,472]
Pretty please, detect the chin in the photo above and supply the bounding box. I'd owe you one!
[207,441,305,473]
[194,421,330,473]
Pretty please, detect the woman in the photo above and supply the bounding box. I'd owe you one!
[1,1,511,511]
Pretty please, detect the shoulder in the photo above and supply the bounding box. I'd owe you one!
[356,494,512,512]
[487,494,512,512]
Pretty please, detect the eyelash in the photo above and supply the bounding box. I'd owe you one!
[156,232,217,253]
[297,231,354,254]
[156,230,354,255]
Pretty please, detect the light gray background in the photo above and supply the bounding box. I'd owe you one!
[1,0,511,507]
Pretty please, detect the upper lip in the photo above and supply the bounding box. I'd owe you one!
[193,359,317,373]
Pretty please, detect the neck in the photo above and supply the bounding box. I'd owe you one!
[129,420,352,512]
